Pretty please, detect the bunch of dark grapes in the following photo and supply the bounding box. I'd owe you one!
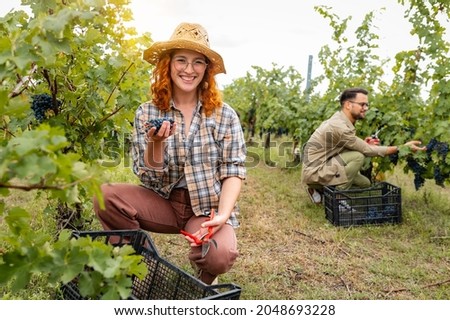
[437,145,449,160]
[31,94,53,121]
[383,205,397,216]
[426,138,449,186]
[31,93,61,121]
[389,153,399,165]
[426,138,437,158]
[427,138,449,160]
[406,156,426,190]
[366,206,381,219]
[144,117,174,134]
[433,166,445,187]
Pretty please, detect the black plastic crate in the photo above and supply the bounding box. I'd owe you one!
[60,230,241,300]
[323,182,402,227]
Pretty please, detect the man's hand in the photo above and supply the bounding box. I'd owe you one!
[405,140,426,152]
[365,136,380,145]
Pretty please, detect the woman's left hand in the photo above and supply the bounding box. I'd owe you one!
[200,211,228,235]
[182,210,228,247]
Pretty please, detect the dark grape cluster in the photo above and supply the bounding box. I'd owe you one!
[389,153,399,166]
[383,205,397,216]
[30,93,61,121]
[366,206,381,219]
[426,138,449,187]
[406,156,426,190]
[433,166,445,186]
[426,138,449,161]
[31,93,53,121]
[404,137,449,190]
[365,205,398,222]
[144,117,175,134]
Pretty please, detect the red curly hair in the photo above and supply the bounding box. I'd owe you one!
[150,52,223,116]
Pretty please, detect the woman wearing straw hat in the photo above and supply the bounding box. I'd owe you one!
[94,22,247,285]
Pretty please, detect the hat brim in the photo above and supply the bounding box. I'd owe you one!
[143,39,226,75]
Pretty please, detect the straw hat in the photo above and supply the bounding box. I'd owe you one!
[143,22,226,75]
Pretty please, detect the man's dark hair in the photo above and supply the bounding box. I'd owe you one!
[339,87,369,106]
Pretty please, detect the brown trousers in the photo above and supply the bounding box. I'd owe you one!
[93,183,239,284]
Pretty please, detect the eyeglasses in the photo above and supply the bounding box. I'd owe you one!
[172,57,208,72]
[349,101,370,108]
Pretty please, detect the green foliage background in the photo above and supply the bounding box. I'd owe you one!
[1,0,151,299]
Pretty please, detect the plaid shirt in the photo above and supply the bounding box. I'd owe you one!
[132,101,247,227]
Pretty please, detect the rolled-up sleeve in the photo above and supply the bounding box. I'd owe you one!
[219,109,247,180]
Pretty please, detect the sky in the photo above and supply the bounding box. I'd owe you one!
[128,0,422,87]
[1,0,449,89]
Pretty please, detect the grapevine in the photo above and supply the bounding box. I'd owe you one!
[405,156,426,190]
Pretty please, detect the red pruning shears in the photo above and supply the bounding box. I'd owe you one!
[180,209,218,258]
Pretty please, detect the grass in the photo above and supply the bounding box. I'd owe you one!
[233,168,449,299]
[2,137,450,300]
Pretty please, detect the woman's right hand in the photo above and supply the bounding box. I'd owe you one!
[147,121,177,142]
[144,121,177,168]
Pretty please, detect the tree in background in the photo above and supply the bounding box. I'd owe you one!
[224,63,305,166]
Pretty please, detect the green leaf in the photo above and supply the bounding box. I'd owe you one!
[5,95,30,117]
[87,246,110,273]
[0,253,20,284]
[117,276,133,299]
[60,263,84,284]
[84,28,103,45]
[101,285,120,300]
[0,37,12,62]
[11,266,32,292]
[13,46,39,70]
[42,9,76,35]
[4,207,31,234]
[398,145,411,157]
[103,257,122,278]
[78,271,97,298]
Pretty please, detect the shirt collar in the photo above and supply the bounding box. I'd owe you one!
[169,99,203,112]
[338,110,355,129]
